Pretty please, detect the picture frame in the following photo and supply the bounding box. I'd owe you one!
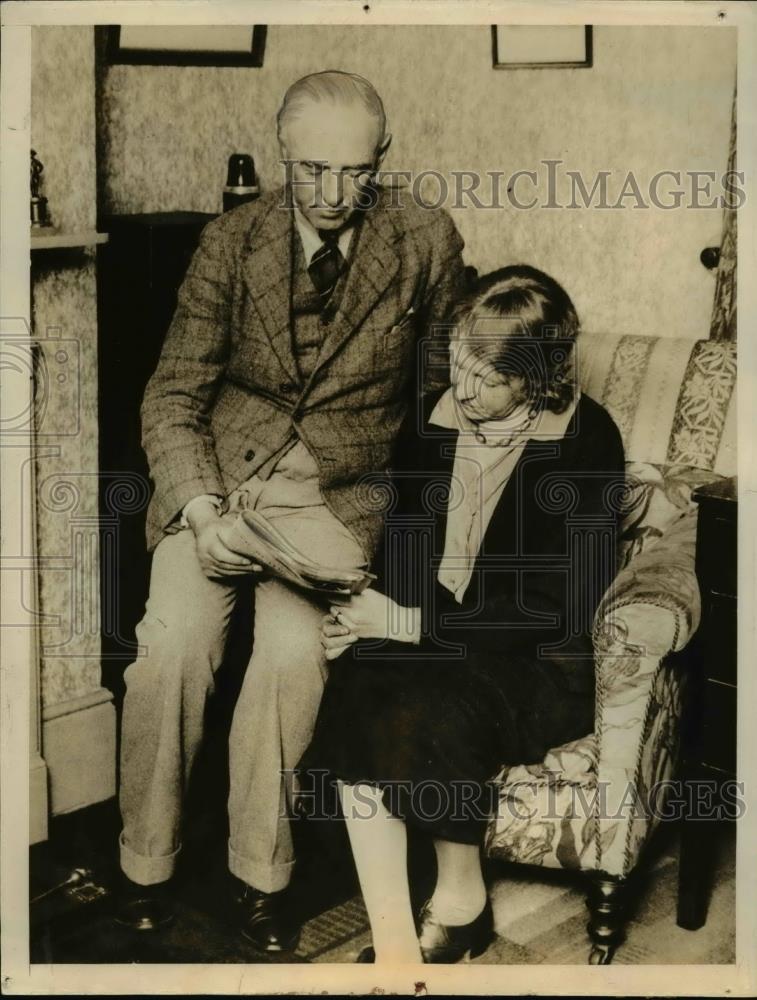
[106,25,267,67]
[492,25,593,69]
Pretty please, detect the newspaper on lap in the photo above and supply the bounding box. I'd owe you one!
[227,509,375,600]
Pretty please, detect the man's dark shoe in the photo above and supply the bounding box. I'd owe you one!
[114,874,175,931]
[238,883,300,953]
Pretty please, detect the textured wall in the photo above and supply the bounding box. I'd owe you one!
[25,24,735,699]
[33,27,97,233]
[32,26,101,708]
[97,24,736,341]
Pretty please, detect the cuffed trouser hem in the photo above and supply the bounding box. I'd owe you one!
[119,832,181,886]
[228,841,295,894]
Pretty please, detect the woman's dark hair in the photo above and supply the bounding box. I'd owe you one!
[451,264,580,414]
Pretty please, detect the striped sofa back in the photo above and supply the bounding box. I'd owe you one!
[577,333,736,476]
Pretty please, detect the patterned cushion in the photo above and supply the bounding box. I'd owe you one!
[497,732,597,787]
[617,462,724,569]
[485,781,603,872]
[487,657,686,876]
[578,334,736,476]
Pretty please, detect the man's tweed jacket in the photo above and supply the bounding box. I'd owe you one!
[141,184,466,558]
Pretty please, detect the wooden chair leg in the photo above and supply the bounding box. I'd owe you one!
[585,873,630,964]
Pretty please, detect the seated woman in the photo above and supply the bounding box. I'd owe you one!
[298,265,625,964]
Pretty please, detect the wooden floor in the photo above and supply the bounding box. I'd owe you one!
[30,796,361,964]
[313,819,735,965]
[31,793,734,966]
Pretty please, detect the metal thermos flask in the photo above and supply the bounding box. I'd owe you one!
[223,153,259,212]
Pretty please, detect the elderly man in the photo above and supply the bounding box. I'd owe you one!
[117,70,465,950]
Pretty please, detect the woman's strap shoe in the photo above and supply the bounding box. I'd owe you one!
[417,897,494,963]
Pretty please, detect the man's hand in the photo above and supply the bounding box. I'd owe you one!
[188,502,263,580]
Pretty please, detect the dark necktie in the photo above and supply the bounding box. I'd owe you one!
[308,230,345,301]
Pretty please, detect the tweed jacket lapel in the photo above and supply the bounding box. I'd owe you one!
[241,188,403,384]
[310,193,402,375]
[240,193,300,383]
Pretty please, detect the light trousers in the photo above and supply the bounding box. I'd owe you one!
[118,450,364,892]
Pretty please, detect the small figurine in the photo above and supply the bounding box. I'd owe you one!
[30,149,51,227]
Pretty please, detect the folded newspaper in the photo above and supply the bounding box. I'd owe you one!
[227,509,375,599]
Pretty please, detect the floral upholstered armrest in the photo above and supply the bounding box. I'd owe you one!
[590,510,700,876]
[594,508,701,660]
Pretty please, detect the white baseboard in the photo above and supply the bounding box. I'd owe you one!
[42,688,116,816]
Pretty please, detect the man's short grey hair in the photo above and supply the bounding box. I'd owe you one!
[277,70,387,147]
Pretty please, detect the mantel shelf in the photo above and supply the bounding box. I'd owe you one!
[30,229,109,251]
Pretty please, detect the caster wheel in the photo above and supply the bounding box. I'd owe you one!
[588,943,614,965]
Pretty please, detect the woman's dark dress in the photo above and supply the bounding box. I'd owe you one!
[299,391,625,844]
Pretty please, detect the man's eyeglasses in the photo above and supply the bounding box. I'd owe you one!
[295,161,375,184]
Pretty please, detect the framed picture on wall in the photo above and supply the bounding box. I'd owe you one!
[106,25,267,66]
[492,25,593,69]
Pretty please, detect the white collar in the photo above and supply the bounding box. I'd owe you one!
[429,388,580,445]
[293,207,354,264]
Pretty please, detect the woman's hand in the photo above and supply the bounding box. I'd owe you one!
[321,615,358,661]
[330,588,397,641]
[328,589,422,646]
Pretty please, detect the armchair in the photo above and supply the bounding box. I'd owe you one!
[484,332,737,963]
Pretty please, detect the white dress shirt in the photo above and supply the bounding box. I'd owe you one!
[293,207,355,263]
[430,388,580,604]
